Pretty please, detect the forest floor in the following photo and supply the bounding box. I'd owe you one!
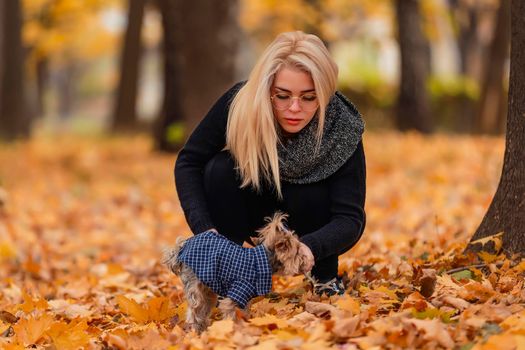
[2,132,523,350]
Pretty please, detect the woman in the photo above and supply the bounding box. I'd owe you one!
[175,31,366,296]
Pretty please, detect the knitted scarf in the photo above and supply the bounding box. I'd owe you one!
[277,92,365,184]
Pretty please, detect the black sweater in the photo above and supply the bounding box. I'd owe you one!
[175,83,366,260]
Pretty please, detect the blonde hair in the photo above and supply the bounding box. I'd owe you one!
[226,31,338,199]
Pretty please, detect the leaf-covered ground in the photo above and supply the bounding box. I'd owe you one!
[1,132,523,350]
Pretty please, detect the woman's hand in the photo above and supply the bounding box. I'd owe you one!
[299,243,315,273]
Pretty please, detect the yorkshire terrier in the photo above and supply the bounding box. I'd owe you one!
[163,212,312,332]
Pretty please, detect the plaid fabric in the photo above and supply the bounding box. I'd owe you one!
[176,231,272,308]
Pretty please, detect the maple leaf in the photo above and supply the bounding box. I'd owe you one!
[206,319,234,340]
[116,295,150,323]
[127,329,172,350]
[334,295,361,315]
[116,295,176,323]
[12,313,54,346]
[18,291,48,313]
[48,299,94,319]
[405,318,454,348]
[250,314,289,329]
[47,319,91,350]
[470,232,504,254]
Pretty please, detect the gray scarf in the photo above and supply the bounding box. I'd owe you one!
[278,92,365,184]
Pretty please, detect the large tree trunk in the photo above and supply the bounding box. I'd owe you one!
[155,0,240,152]
[475,0,510,135]
[0,0,30,140]
[112,0,146,132]
[467,0,525,255]
[394,0,433,133]
[154,0,185,152]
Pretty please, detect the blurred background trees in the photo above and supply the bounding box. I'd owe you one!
[0,0,512,146]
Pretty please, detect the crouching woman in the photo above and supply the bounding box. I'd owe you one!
[175,31,366,296]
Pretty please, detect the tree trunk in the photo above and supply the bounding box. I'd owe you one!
[56,62,77,120]
[155,0,240,152]
[394,0,433,133]
[0,0,30,140]
[448,0,482,133]
[112,0,146,132]
[476,0,510,135]
[467,0,525,255]
[154,0,185,152]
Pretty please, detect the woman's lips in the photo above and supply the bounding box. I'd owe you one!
[285,118,301,126]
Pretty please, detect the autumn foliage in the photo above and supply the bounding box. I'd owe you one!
[1,133,524,349]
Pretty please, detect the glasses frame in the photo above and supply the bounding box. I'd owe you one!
[270,93,319,112]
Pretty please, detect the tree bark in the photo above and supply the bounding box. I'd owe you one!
[112,0,146,132]
[476,0,510,135]
[0,0,30,140]
[467,0,525,255]
[448,0,482,133]
[394,0,433,133]
[155,0,240,152]
[154,0,185,152]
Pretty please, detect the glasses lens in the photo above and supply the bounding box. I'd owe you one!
[299,94,318,111]
[272,94,318,111]
[272,94,291,110]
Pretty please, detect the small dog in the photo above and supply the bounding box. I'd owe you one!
[163,212,312,332]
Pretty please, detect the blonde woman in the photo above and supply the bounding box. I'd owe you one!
[175,31,365,296]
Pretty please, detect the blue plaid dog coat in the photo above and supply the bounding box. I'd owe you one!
[176,231,272,308]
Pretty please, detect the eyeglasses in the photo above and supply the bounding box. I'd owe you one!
[271,93,319,112]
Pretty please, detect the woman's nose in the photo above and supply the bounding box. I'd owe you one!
[288,98,301,111]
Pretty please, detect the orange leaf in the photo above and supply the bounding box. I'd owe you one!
[116,295,149,323]
[478,251,499,264]
[250,314,288,329]
[334,295,361,314]
[19,291,48,314]
[12,313,54,346]
[47,319,91,350]
[146,296,175,322]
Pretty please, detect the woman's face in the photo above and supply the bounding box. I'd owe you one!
[271,67,318,135]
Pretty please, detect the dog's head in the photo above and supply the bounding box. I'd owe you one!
[253,212,312,275]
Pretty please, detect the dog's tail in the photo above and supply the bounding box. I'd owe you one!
[162,236,186,275]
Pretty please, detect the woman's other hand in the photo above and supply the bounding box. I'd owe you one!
[299,242,315,273]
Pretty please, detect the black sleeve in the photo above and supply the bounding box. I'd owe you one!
[175,82,244,234]
[299,140,367,260]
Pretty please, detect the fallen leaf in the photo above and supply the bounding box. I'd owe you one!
[12,313,54,346]
[250,314,288,329]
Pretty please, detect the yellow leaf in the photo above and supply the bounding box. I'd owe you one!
[146,296,175,322]
[175,301,187,322]
[470,232,503,252]
[12,313,54,346]
[116,295,149,323]
[0,241,17,260]
[473,333,516,350]
[207,319,234,340]
[19,291,48,313]
[334,295,361,314]
[478,251,499,264]
[249,314,288,329]
[47,319,91,350]
[0,320,10,335]
[513,261,525,274]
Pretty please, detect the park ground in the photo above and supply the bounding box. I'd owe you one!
[2,132,524,350]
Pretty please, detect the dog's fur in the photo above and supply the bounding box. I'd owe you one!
[163,212,310,332]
